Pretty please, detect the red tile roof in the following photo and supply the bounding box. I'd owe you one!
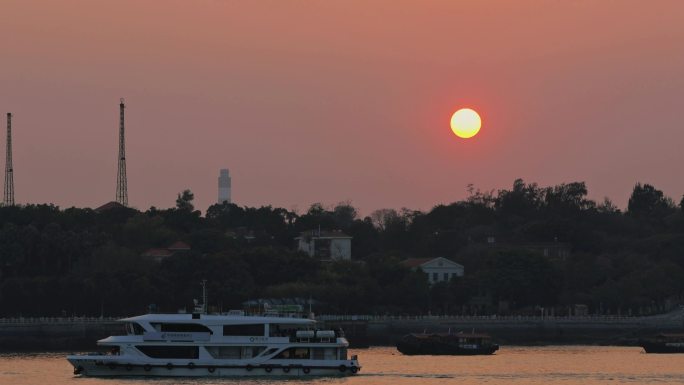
[168,241,191,250]
[94,201,126,213]
[400,258,434,268]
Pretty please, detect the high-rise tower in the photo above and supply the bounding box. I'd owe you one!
[116,99,128,206]
[218,169,231,204]
[3,113,14,206]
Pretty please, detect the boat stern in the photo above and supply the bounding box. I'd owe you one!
[348,354,361,373]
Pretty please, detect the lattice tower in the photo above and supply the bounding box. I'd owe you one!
[3,113,14,206]
[116,99,128,206]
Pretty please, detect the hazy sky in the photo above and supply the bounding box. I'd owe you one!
[2,1,684,215]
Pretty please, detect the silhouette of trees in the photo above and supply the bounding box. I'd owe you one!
[175,189,195,211]
[1,179,684,316]
[628,183,675,219]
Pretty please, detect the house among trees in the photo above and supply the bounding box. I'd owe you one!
[401,257,464,284]
[296,230,352,261]
[141,241,191,262]
[93,201,126,213]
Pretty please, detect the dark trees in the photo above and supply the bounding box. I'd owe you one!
[628,183,675,220]
[1,179,684,317]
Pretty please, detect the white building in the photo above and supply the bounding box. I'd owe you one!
[296,230,352,261]
[218,169,231,204]
[401,257,464,284]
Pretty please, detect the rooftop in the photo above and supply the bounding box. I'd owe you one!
[400,258,435,268]
[296,230,352,239]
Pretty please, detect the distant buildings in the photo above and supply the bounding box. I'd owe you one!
[141,241,191,262]
[401,257,464,284]
[218,169,231,204]
[93,201,127,213]
[296,230,352,261]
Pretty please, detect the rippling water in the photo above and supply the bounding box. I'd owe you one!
[3,346,684,385]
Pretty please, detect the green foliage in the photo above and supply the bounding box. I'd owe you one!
[628,183,675,220]
[175,189,195,211]
[479,250,561,307]
[1,179,684,317]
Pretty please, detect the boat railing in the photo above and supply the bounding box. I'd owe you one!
[0,316,121,324]
[316,314,656,323]
[0,313,669,324]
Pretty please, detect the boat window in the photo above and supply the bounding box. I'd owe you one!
[244,346,266,358]
[311,348,337,360]
[136,345,199,359]
[223,324,265,336]
[206,346,241,359]
[205,346,267,359]
[269,324,309,337]
[269,324,286,337]
[153,323,213,334]
[124,323,145,335]
[273,347,310,360]
[339,347,348,360]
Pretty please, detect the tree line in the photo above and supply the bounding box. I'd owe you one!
[1,180,684,317]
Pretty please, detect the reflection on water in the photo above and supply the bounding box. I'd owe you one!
[2,346,684,385]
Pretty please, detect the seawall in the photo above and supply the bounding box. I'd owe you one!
[1,311,683,351]
[321,311,684,347]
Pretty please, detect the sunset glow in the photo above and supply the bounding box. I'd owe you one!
[450,108,481,139]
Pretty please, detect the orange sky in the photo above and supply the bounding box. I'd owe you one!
[2,1,684,214]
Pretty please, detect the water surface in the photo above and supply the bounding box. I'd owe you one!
[2,346,684,384]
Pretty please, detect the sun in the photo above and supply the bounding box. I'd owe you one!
[450,108,481,139]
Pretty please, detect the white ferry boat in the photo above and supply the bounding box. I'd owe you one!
[67,312,360,377]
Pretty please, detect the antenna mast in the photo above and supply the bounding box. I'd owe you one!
[201,280,207,314]
[116,98,128,206]
[3,113,14,206]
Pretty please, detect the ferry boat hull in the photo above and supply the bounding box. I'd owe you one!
[68,356,359,377]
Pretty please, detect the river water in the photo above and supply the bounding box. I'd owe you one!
[2,346,684,385]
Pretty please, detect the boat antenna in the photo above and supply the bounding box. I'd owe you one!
[201,279,207,314]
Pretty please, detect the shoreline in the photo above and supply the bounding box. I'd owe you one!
[1,312,682,351]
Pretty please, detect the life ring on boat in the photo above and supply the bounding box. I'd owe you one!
[125,363,133,371]
[264,366,272,373]
[166,363,173,370]
[339,365,347,372]
[108,362,117,370]
[143,364,152,372]
[350,366,359,374]
[246,364,253,371]
[282,366,290,373]
[187,362,195,370]
[302,367,310,374]
[207,366,216,373]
